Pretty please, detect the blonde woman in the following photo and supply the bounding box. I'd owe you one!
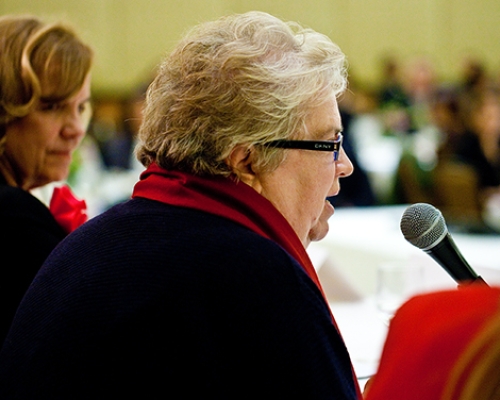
[0,15,93,344]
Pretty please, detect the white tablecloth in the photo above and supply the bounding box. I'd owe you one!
[309,205,500,298]
[308,205,500,388]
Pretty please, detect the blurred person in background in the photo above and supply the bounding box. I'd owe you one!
[452,86,500,230]
[392,86,465,206]
[0,11,363,399]
[431,87,467,162]
[403,56,438,131]
[76,82,150,212]
[377,54,410,110]
[329,85,376,207]
[458,55,490,99]
[376,55,415,137]
[0,15,93,345]
[92,82,148,172]
[456,87,500,189]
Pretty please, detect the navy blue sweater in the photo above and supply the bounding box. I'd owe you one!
[0,197,358,399]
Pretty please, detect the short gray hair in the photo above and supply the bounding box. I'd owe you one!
[136,11,347,176]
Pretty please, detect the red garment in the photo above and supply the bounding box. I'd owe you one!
[132,163,363,399]
[365,285,500,400]
[49,185,88,233]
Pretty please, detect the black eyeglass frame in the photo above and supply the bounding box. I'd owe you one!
[263,133,343,161]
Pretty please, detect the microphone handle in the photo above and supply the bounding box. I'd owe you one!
[424,233,483,284]
[457,275,489,288]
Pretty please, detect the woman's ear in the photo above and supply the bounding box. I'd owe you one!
[226,145,257,185]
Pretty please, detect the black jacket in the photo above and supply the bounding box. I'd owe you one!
[0,179,66,345]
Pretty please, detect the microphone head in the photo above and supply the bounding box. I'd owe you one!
[400,203,448,250]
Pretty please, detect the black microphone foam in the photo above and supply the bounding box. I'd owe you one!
[400,203,487,285]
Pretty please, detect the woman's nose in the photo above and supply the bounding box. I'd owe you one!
[337,147,354,178]
[62,109,90,138]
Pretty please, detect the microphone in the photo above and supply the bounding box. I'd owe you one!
[400,203,488,286]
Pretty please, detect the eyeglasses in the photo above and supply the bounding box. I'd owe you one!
[263,133,343,161]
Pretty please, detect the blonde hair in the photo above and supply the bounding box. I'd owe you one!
[441,304,500,400]
[136,11,347,176]
[0,15,93,147]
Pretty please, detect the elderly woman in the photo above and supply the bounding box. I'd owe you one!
[0,11,359,399]
[0,15,93,345]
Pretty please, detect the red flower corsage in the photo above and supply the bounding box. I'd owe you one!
[49,185,88,233]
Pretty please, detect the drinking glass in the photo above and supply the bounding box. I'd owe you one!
[375,262,424,325]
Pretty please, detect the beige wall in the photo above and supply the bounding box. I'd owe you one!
[2,0,500,96]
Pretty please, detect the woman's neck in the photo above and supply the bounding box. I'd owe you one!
[0,157,25,189]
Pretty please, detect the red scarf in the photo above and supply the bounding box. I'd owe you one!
[132,163,362,399]
[132,163,324,292]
